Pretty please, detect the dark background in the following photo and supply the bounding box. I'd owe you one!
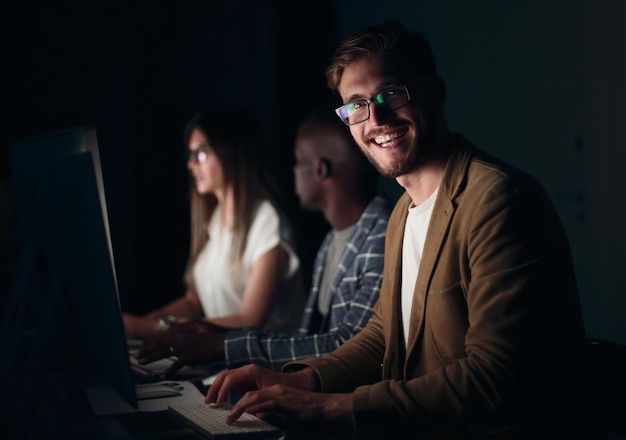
[1,0,338,315]
[1,0,625,345]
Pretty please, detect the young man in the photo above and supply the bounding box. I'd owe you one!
[207,22,595,438]
[134,109,390,374]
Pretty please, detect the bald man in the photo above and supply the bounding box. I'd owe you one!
[135,109,391,374]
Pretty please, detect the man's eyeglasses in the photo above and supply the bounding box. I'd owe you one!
[335,84,411,126]
[186,145,210,163]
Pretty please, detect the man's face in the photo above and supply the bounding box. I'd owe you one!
[337,53,433,179]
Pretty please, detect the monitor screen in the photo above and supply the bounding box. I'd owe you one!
[5,125,137,409]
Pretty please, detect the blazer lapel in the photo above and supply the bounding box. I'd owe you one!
[404,137,471,367]
[382,194,410,379]
[405,197,456,351]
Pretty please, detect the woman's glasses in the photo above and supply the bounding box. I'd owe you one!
[186,145,210,163]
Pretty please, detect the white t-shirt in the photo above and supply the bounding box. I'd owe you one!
[401,189,438,347]
[192,199,301,329]
[318,224,357,316]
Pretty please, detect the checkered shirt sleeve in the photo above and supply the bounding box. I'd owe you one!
[225,196,391,370]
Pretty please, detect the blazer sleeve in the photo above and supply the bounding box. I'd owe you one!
[288,169,586,436]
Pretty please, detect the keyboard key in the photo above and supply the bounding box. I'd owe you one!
[168,402,282,439]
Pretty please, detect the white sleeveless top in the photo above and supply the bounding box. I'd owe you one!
[192,199,301,330]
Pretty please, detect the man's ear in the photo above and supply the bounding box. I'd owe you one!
[316,158,332,178]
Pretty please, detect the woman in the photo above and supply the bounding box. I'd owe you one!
[123,107,302,339]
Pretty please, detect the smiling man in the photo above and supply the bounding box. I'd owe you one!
[206,21,596,439]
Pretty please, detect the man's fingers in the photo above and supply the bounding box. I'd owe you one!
[206,370,238,406]
[135,339,165,357]
[215,371,236,405]
[161,359,183,380]
[205,371,226,404]
[225,397,252,425]
[225,393,277,425]
[137,346,173,364]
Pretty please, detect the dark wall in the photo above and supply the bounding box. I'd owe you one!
[333,0,626,345]
[1,1,336,314]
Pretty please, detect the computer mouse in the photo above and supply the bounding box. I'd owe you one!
[135,383,183,400]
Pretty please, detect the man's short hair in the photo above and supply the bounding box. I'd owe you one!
[325,21,438,91]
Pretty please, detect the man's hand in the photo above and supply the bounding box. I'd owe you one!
[205,364,302,405]
[226,386,354,428]
[134,319,227,379]
[205,364,354,428]
[122,313,160,339]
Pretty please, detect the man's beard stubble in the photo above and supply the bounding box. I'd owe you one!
[361,123,437,180]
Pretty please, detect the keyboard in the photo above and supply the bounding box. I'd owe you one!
[129,354,208,381]
[168,402,282,439]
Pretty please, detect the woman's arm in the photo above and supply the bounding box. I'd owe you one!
[207,244,288,329]
[122,287,204,339]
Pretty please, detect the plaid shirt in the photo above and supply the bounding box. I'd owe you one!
[224,196,391,370]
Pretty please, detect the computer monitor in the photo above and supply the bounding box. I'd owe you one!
[5,125,138,409]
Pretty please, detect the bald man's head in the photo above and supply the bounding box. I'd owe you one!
[296,117,361,165]
[293,111,378,210]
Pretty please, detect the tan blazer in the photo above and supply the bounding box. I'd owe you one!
[287,134,590,438]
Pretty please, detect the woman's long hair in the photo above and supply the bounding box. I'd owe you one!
[182,106,279,287]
